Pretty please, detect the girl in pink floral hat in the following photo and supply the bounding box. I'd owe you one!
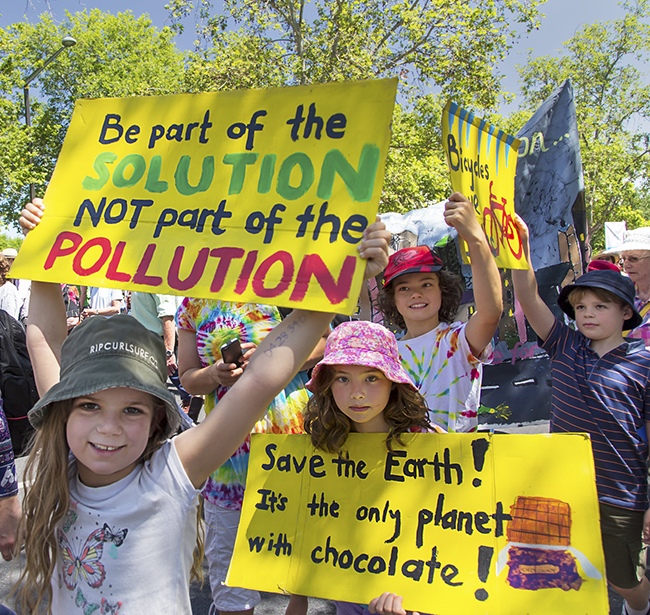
[303,320,440,453]
[294,320,437,615]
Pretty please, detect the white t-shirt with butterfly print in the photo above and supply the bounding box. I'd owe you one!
[397,321,492,433]
[51,440,201,614]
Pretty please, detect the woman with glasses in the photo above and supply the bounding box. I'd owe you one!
[605,227,650,346]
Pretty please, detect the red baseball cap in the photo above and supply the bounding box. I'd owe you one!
[383,245,444,287]
[586,259,620,272]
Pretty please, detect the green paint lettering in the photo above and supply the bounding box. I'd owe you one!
[144,155,169,193]
[82,152,118,190]
[113,154,146,188]
[317,144,379,202]
[277,153,314,200]
[175,155,214,196]
[223,152,258,195]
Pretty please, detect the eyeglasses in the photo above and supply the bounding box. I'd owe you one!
[619,255,650,264]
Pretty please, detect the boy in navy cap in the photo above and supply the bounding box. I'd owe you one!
[512,217,650,615]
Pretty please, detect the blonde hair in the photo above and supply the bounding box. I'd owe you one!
[13,397,204,612]
[566,286,627,310]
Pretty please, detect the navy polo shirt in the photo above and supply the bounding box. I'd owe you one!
[542,319,650,511]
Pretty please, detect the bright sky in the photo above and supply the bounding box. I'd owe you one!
[0,0,627,109]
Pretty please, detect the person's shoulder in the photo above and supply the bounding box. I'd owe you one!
[1,283,18,295]
[618,341,650,369]
[142,440,181,480]
[544,317,585,347]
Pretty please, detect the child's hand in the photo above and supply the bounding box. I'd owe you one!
[368,592,419,615]
[0,494,20,561]
[19,198,45,234]
[513,213,531,262]
[443,192,483,242]
[359,216,391,280]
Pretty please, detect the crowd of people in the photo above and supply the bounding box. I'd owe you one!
[0,195,648,615]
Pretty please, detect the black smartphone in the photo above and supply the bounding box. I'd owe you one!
[220,337,244,367]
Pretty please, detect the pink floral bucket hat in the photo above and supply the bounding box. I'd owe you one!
[307,321,416,391]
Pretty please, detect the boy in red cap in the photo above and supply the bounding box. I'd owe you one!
[378,192,503,433]
[512,216,650,615]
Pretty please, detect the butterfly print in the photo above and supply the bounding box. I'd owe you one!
[100,598,123,614]
[58,527,106,590]
[102,524,128,547]
[62,510,79,533]
[74,588,100,614]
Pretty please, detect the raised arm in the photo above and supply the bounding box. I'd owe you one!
[175,219,391,487]
[19,200,67,395]
[510,215,555,342]
[174,308,333,485]
[444,193,502,356]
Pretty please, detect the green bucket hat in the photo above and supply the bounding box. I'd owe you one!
[28,314,192,435]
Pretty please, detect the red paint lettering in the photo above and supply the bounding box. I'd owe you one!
[72,237,111,276]
[133,244,163,286]
[234,250,259,294]
[209,247,245,292]
[44,231,83,270]
[290,254,356,304]
[106,241,131,282]
[168,246,209,291]
[252,251,294,298]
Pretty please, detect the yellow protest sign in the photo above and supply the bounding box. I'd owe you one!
[227,433,607,614]
[12,79,397,314]
[442,101,526,270]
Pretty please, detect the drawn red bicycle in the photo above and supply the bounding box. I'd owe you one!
[482,181,523,261]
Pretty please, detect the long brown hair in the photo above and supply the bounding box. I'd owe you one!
[13,396,204,613]
[303,364,431,453]
[13,399,72,613]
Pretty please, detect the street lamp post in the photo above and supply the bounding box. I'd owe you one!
[23,35,77,201]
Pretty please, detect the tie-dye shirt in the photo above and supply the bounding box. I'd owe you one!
[176,299,309,509]
[397,321,492,433]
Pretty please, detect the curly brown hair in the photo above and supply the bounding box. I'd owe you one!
[0,256,10,285]
[303,364,431,453]
[378,270,464,332]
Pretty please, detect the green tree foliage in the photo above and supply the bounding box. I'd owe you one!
[171,0,541,104]
[168,0,542,212]
[517,0,650,250]
[0,10,186,226]
[381,95,450,212]
[0,232,22,252]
